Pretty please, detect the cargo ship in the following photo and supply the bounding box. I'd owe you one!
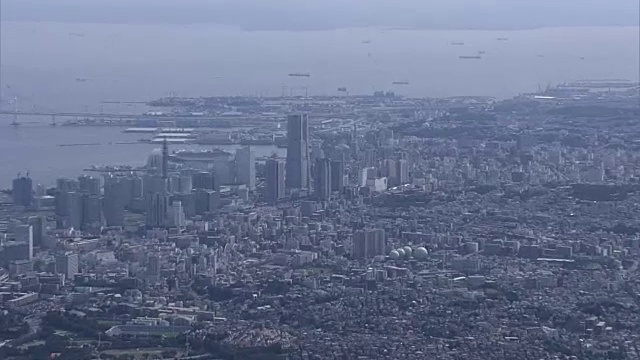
[288,73,311,77]
[451,42,464,46]
[392,81,409,85]
[459,55,482,60]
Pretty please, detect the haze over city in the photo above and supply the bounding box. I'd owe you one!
[0,1,638,359]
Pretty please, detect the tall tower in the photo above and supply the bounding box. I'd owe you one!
[265,158,285,204]
[285,114,310,189]
[162,137,169,179]
[12,174,33,207]
[314,158,331,201]
[235,146,256,190]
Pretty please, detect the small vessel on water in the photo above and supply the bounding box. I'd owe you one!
[288,73,311,77]
[337,87,348,92]
[362,40,371,44]
[496,37,509,41]
[478,51,486,55]
[459,55,482,60]
[451,42,465,46]
[392,81,409,85]
[76,78,90,82]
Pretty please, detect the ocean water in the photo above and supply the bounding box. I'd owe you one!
[0,22,638,187]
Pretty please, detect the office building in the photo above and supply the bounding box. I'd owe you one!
[56,252,79,282]
[314,158,332,201]
[14,225,33,260]
[192,171,217,191]
[266,158,285,204]
[28,216,46,247]
[285,114,310,189]
[235,146,256,190]
[397,159,409,185]
[148,253,160,275]
[146,192,168,228]
[330,160,345,192]
[78,175,101,196]
[103,178,126,227]
[352,229,386,259]
[82,195,102,228]
[64,191,84,230]
[12,175,33,207]
[167,201,186,228]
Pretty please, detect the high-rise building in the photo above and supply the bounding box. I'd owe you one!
[330,160,345,192]
[192,172,217,191]
[14,225,33,260]
[235,146,256,190]
[162,137,169,179]
[314,158,332,201]
[28,216,46,247]
[148,253,160,275]
[82,195,102,228]
[352,229,386,259]
[55,252,79,282]
[78,175,101,196]
[66,191,84,229]
[285,114,310,189]
[146,192,168,228]
[103,178,126,227]
[167,201,186,228]
[382,159,397,185]
[55,178,79,220]
[266,158,285,204]
[396,159,409,185]
[12,175,33,207]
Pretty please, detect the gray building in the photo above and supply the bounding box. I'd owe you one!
[330,160,345,192]
[285,114,310,189]
[12,175,33,207]
[235,146,256,190]
[314,158,332,201]
[352,229,387,259]
[78,175,101,196]
[28,216,46,247]
[56,252,79,282]
[14,224,33,260]
[266,158,285,204]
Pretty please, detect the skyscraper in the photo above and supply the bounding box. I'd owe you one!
[28,216,46,247]
[82,195,103,228]
[396,159,409,185]
[192,171,217,191]
[78,175,101,196]
[235,146,256,190]
[330,160,345,192]
[167,201,186,228]
[66,191,84,230]
[56,252,79,283]
[103,176,127,227]
[12,175,33,207]
[14,225,33,260]
[314,158,332,201]
[266,158,285,204]
[285,114,310,189]
[146,192,168,228]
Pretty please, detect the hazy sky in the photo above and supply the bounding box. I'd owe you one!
[3,0,639,30]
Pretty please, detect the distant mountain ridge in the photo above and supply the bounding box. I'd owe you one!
[3,0,638,30]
